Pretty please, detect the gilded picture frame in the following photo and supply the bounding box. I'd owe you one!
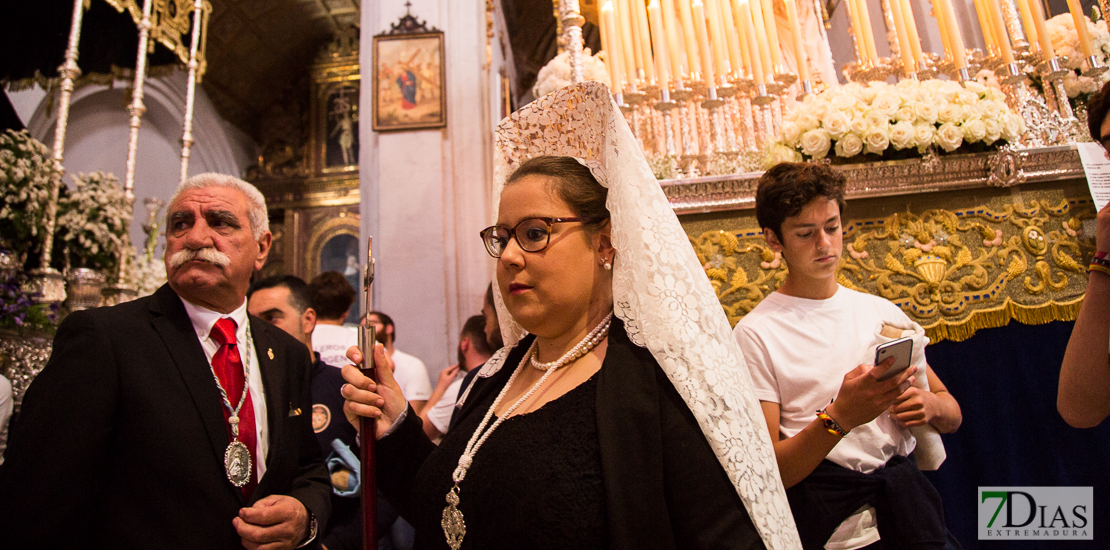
[371,31,447,131]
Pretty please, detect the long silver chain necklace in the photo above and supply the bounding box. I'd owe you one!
[208,323,254,488]
[441,313,612,549]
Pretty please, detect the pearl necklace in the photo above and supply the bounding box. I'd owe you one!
[441,313,613,550]
[530,313,613,370]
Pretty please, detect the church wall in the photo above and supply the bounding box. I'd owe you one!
[360,0,500,377]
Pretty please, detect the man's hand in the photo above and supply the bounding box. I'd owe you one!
[826,358,916,432]
[890,386,937,427]
[436,364,460,392]
[234,495,310,550]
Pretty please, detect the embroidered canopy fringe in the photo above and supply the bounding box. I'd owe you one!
[922,297,1084,342]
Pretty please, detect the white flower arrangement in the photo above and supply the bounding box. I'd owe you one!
[0,130,61,265]
[1045,13,1110,99]
[533,48,612,99]
[768,80,1024,165]
[55,171,130,272]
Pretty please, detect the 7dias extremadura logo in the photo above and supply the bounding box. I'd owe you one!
[978,487,1092,540]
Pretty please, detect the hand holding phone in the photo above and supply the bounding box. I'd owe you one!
[875,337,913,381]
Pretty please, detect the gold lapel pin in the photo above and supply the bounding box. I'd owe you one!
[267,348,274,360]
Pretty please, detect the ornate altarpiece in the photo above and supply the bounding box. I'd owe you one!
[248,28,361,283]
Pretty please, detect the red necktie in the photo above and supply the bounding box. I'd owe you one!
[211,318,258,499]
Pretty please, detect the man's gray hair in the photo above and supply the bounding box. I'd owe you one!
[169,173,269,239]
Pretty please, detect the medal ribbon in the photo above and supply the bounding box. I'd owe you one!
[211,317,258,498]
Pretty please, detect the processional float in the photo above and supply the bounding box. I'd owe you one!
[32,0,211,305]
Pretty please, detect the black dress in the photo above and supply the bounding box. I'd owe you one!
[375,318,765,550]
[411,374,606,549]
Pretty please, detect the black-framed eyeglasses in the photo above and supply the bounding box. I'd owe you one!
[479,217,601,258]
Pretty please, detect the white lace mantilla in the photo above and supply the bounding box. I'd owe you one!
[464,82,801,548]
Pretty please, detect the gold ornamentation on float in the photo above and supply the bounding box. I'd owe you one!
[692,198,1096,342]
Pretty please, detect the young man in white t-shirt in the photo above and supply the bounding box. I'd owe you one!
[733,162,963,550]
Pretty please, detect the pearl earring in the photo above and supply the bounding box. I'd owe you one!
[604,261,612,270]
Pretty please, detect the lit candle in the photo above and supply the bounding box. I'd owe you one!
[661,0,688,78]
[616,0,644,83]
[719,0,746,78]
[1015,0,1039,51]
[857,0,880,62]
[759,0,784,68]
[846,0,870,61]
[736,0,766,83]
[1028,0,1055,58]
[678,0,703,75]
[889,0,916,73]
[1066,0,1096,59]
[705,0,732,77]
[633,0,657,82]
[898,0,924,64]
[747,0,776,74]
[692,0,717,86]
[935,0,967,69]
[986,0,1014,63]
[601,1,625,90]
[932,0,953,57]
[648,0,673,85]
[973,0,997,56]
[731,0,756,78]
[782,0,811,81]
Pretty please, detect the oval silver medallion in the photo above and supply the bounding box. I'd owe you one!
[224,441,252,487]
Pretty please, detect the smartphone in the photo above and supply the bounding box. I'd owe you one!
[875,336,913,381]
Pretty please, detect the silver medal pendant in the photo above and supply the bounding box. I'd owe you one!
[224,440,252,487]
[442,485,466,550]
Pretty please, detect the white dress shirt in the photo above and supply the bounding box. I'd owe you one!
[181,297,270,480]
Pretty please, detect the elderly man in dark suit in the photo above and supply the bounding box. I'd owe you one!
[0,173,331,549]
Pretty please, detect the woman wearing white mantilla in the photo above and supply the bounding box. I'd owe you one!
[341,82,801,550]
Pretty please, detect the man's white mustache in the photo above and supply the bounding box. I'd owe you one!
[168,248,231,269]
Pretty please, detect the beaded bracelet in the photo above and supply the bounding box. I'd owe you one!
[816,409,849,437]
[1095,251,1110,260]
[1090,263,1110,278]
[1092,255,1110,270]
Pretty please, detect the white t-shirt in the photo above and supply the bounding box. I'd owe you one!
[733,285,921,550]
[312,324,358,368]
[392,349,432,402]
[426,373,465,435]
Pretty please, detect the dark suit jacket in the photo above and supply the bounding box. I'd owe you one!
[377,317,765,550]
[0,284,331,549]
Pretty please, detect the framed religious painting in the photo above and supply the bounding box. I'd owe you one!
[317,78,361,173]
[372,31,447,131]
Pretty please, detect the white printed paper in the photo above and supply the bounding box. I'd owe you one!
[1076,142,1110,211]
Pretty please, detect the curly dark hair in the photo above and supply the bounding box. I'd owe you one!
[755,162,847,242]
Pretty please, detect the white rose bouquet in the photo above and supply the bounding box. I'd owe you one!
[533,48,612,99]
[1043,14,1110,102]
[768,80,1023,164]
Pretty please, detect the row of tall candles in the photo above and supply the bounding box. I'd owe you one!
[871,0,1097,76]
[967,0,1094,66]
[597,0,810,97]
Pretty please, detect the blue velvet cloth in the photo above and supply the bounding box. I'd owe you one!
[922,320,1110,549]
